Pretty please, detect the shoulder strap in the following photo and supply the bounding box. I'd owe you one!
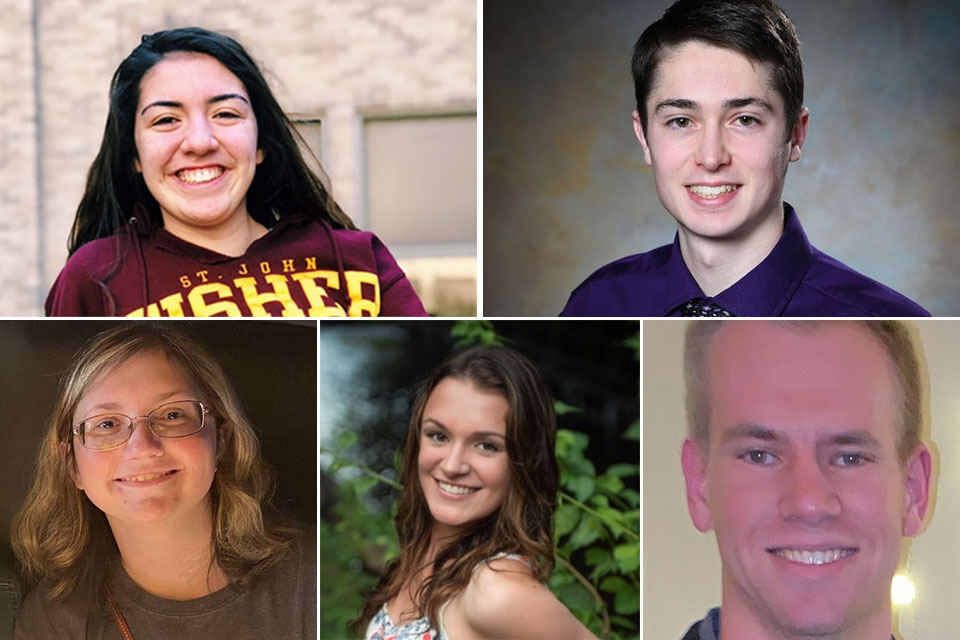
[104,584,135,640]
[487,552,533,569]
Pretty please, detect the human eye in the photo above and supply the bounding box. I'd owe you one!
[150,115,179,128]
[214,110,241,120]
[666,116,692,130]
[733,114,761,128]
[833,452,871,467]
[424,430,448,443]
[89,416,124,433]
[738,449,777,465]
[476,441,501,453]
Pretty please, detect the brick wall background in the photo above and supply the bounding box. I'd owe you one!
[0,0,476,316]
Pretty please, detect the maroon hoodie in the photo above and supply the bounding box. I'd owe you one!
[45,214,428,317]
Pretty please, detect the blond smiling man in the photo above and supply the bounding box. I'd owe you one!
[679,320,933,639]
[560,0,928,317]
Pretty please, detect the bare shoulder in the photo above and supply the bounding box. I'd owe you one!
[460,558,597,640]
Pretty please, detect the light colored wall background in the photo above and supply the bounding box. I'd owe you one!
[484,0,960,316]
[643,319,960,638]
[0,0,476,316]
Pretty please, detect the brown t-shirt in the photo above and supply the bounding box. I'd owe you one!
[14,530,316,640]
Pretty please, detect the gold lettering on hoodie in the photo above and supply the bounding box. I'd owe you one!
[233,275,305,317]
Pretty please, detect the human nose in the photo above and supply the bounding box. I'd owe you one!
[777,457,842,524]
[440,443,470,476]
[694,124,731,171]
[123,416,164,456]
[181,115,219,155]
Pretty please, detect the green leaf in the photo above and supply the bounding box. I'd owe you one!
[353,475,378,495]
[620,488,640,508]
[554,504,581,538]
[584,547,612,567]
[548,568,575,588]
[553,400,583,416]
[589,557,619,583]
[336,430,357,450]
[605,463,640,477]
[614,584,641,615]
[566,475,595,502]
[568,515,602,549]
[610,615,638,631]
[588,493,609,509]
[613,543,640,573]
[595,474,624,494]
[622,419,640,441]
[599,575,628,594]
[554,581,595,614]
[557,428,589,454]
[450,320,504,346]
[327,459,345,474]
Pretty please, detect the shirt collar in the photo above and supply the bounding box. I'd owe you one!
[665,203,815,316]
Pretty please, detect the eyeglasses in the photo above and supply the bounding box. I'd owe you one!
[73,400,210,451]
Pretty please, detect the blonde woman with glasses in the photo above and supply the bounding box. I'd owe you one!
[11,324,314,639]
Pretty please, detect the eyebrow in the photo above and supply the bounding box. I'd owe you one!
[421,418,506,440]
[719,422,782,445]
[140,92,249,116]
[720,422,884,450]
[653,96,775,114]
[82,390,195,416]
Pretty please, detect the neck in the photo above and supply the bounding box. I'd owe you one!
[108,502,229,601]
[676,204,784,297]
[427,521,464,561]
[162,210,268,257]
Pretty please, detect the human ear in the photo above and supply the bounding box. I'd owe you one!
[256,149,264,165]
[134,157,142,173]
[901,443,933,537]
[681,437,713,532]
[632,110,653,166]
[788,107,809,162]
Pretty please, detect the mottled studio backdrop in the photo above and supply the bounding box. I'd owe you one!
[484,0,960,316]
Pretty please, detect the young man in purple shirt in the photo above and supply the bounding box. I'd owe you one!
[560,0,929,317]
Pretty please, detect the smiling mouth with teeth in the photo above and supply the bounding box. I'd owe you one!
[436,479,480,495]
[687,184,740,198]
[117,470,178,483]
[769,548,858,566]
[176,167,224,184]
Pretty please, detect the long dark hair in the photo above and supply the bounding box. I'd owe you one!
[69,26,355,256]
[352,345,559,635]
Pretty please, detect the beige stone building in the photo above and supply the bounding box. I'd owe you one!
[0,0,477,316]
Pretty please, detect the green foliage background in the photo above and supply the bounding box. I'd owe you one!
[319,321,640,639]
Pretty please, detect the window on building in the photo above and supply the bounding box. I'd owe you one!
[364,114,476,250]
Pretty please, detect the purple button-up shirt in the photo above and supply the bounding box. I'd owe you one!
[560,204,930,317]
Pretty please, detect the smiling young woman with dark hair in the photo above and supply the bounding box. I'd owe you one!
[45,27,426,317]
[354,345,596,640]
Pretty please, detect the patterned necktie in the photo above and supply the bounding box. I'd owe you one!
[679,297,734,317]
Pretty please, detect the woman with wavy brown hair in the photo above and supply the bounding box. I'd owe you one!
[11,324,314,639]
[354,345,595,639]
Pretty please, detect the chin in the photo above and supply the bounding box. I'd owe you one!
[771,602,850,636]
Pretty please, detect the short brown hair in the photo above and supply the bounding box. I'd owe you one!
[632,0,804,142]
[684,320,922,462]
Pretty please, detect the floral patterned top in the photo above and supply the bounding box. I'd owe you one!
[364,553,531,640]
